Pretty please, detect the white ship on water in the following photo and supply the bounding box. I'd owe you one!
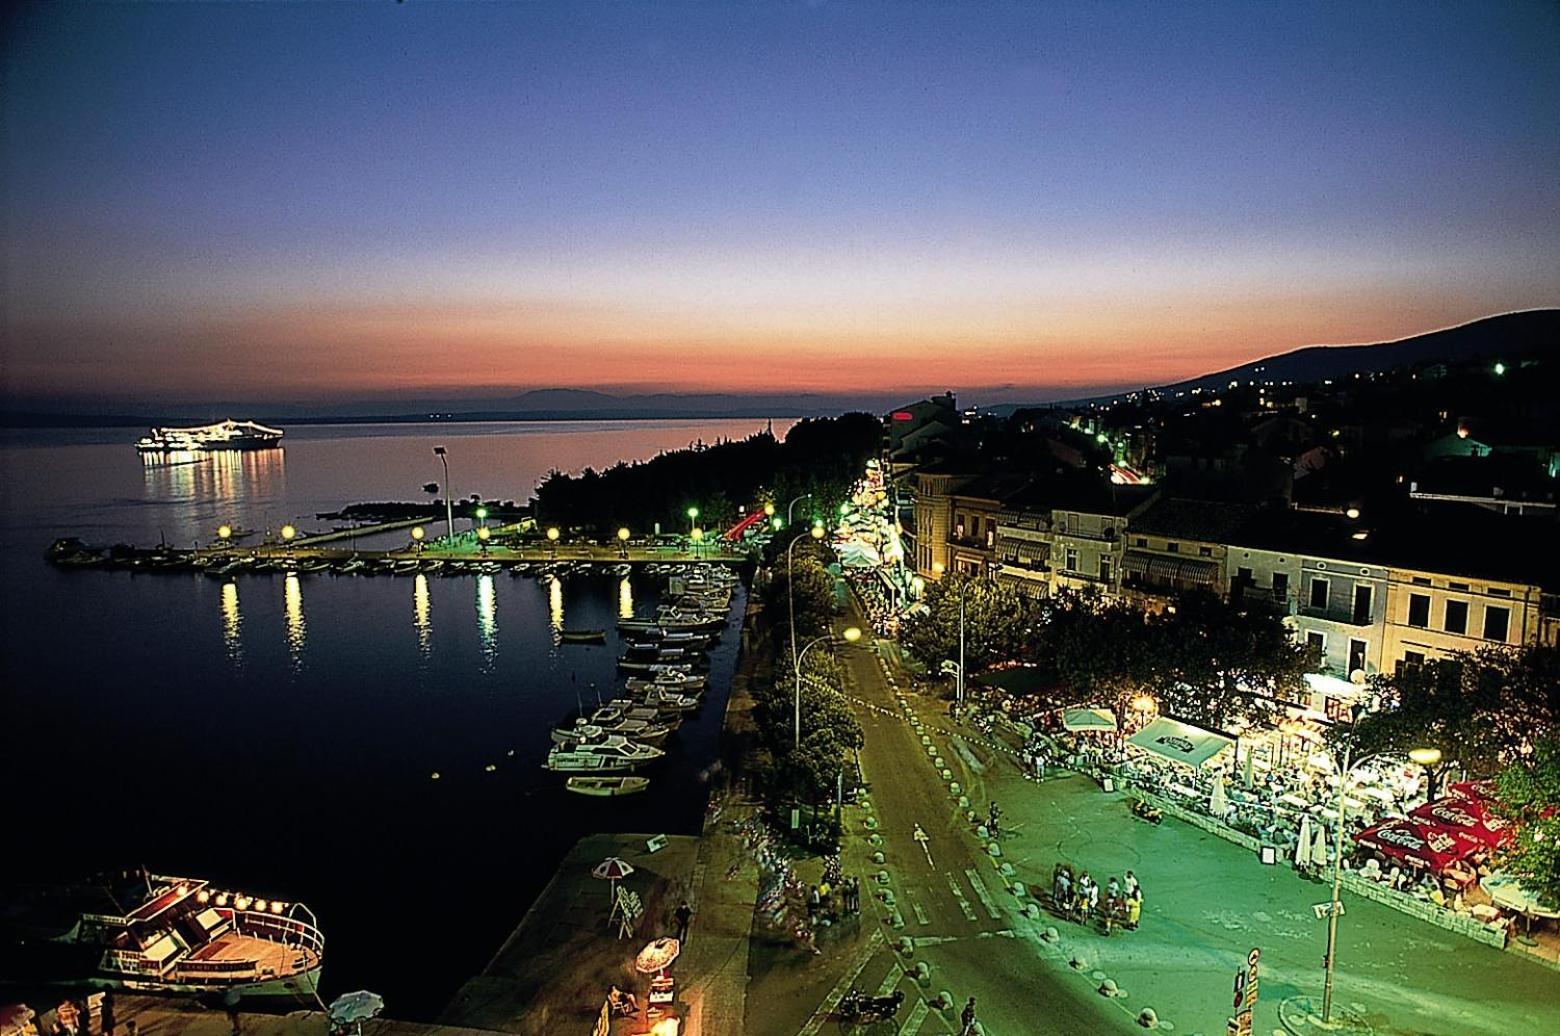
[135,419,284,453]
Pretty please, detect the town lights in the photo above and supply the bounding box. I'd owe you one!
[687,507,699,520]
[235,896,251,911]
[270,901,284,914]
[254,899,268,913]
[215,893,229,907]
[843,626,862,642]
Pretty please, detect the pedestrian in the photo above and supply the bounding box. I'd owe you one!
[1127,887,1142,930]
[1124,870,1139,898]
[1088,875,1101,916]
[808,884,821,924]
[102,992,115,1036]
[674,899,693,943]
[1107,876,1120,901]
[960,996,978,1036]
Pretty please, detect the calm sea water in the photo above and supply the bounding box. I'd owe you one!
[0,419,792,1017]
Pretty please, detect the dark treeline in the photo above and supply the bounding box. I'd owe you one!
[532,413,881,534]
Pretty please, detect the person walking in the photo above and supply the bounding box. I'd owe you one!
[1127,886,1142,930]
[960,996,978,1036]
[674,900,693,943]
[1124,870,1139,898]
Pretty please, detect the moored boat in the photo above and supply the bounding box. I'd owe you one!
[558,628,607,643]
[566,775,650,797]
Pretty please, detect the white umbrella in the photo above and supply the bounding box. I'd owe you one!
[1294,815,1314,870]
[1312,822,1329,869]
[327,991,385,1026]
[592,856,636,905]
[1241,749,1255,789]
[1209,777,1229,820]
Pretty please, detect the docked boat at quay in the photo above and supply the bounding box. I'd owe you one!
[0,872,322,1002]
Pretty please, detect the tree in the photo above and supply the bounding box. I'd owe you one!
[761,549,837,643]
[900,574,1038,673]
[1353,645,1560,788]
[1496,735,1560,905]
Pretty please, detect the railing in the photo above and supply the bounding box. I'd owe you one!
[1299,605,1373,626]
[1053,525,1117,543]
[229,908,326,955]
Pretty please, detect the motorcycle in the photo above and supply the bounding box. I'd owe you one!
[838,988,905,1023]
[1131,799,1163,825]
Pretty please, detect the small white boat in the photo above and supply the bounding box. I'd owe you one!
[566,775,649,797]
[545,736,664,772]
[626,687,700,713]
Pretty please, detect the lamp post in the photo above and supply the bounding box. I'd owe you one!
[546,526,560,558]
[475,506,487,535]
[410,525,425,555]
[794,627,861,748]
[787,524,826,682]
[690,527,704,558]
[932,561,965,705]
[477,525,491,554]
[1320,745,1440,1022]
[617,527,631,559]
[687,506,699,536]
[433,447,454,543]
[217,524,233,551]
[787,492,812,529]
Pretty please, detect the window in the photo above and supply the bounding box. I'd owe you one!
[1348,638,1367,677]
[1352,584,1373,625]
[1448,582,1469,592]
[1167,542,1179,553]
[1099,557,1112,583]
[1407,593,1430,628]
[1135,537,1147,547]
[1489,587,1511,598]
[1484,606,1510,643]
[1237,566,1254,583]
[1399,650,1425,674]
[1065,547,1079,572]
[1273,572,1289,598]
[1444,600,1468,636]
[1306,631,1326,658]
[1199,545,1213,557]
[1309,578,1330,610]
[1411,576,1431,586]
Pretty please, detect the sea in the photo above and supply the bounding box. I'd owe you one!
[0,418,794,1018]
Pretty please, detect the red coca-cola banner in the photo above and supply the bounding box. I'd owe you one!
[1354,818,1479,871]
[1409,797,1513,850]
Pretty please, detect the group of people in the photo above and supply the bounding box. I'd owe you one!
[45,995,118,1036]
[1020,736,1053,781]
[1051,865,1144,933]
[808,874,862,925]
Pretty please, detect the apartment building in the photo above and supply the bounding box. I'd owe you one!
[1044,485,1157,597]
[1119,497,1249,614]
[1381,568,1544,672]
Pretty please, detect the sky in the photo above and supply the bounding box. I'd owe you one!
[4,1,1559,413]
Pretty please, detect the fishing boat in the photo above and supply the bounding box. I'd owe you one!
[624,671,707,692]
[558,628,607,643]
[623,686,700,713]
[0,871,322,1002]
[565,775,649,797]
[552,719,670,746]
[588,704,680,731]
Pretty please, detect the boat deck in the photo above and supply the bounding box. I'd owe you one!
[182,934,318,977]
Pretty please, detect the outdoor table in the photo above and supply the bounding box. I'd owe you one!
[1483,872,1560,945]
[1278,793,1310,811]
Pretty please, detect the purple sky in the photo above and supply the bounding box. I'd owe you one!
[4,1,1558,412]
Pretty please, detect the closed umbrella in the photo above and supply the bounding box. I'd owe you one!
[1312,822,1329,869]
[1294,815,1314,870]
[592,856,635,905]
[1241,749,1255,789]
[328,991,385,1027]
[1209,776,1229,820]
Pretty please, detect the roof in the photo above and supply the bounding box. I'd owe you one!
[1131,496,1256,542]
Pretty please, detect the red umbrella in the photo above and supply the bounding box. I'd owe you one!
[1355,819,1477,871]
[1448,779,1498,803]
[1409,797,1514,850]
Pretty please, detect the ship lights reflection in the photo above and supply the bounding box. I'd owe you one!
[413,574,432,659]
[476,573,497,669]
[221,580,243,667]
[284,573,305,672]
[549,575,564,631]
[619,576,634,620]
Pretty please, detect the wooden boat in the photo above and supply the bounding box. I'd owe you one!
[559,628,607,643]
[566,775,649,797]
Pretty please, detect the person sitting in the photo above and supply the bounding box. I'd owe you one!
[608,985,638,1016]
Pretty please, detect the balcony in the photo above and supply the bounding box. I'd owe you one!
[1053,525,1119,543]
[1239,584,1296,614]
[1298,604,1373,626]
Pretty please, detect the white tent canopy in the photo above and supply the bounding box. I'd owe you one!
[1127,716,1234,769]
[1062,707,1118,732]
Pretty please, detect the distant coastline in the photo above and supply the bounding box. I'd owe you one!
[0,409,818,431]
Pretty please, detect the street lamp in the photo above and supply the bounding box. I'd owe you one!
[280,524,296,542]
[690,527,704,558]
[411,525,425,554]
[764,502,776,517]
[687,506,699,535]
[433,447,454,543]
[794,627,861,748]
[1320,745,1436,1022]
[617,527,631,558]
[786,493,812,529]
[787,523,827,680]
[546,526,560,557]
[475,506,488,534]
[477,525,491,553]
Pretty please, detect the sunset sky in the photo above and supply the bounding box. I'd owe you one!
[4,1,1558,412]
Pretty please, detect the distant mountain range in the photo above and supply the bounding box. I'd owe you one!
[5,309,1555,428]
[986,308,1559,414]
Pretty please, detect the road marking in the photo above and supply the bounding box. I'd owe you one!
[897,999,931,1036]
[945,872,978,921]
[964,867,1003,920]
[875,962,904,997]
[795,929,884,1036]
[911,898,930,926]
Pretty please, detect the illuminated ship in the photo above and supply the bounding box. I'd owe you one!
[0,871,323,1001]
[135,420,284,453]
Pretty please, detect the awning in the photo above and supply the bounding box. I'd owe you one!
[1062,707,1117,732]
[1126,716,1233,769]
[1355,819,1478,871]
[1409,797,1513,850]
[1122,552,1218,587]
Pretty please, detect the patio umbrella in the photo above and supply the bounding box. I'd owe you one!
[1294,815,1314,870]
[1355,819,1476,871]
[1312,822,1329,869]
[1209,776,1229,820]
[635,936,682,974]
[1448,779,1498,803]
[327,991,386,1026]
[1241,749,1255,789]
[592,856,635,905]
[1410,797,1514,850]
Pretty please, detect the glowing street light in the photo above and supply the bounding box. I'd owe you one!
[771,517,784,531]
[217,524,232,541]
[764,502,776,517]
[617,526,631,558]
[477,526,491,541]
[1493,362,1506,376]
[793,627,862,748]
[280,524,296,542]
[475,506,488,533]
[432,446,454,543]
[411,525,425,553]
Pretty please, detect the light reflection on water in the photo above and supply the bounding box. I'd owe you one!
[284,572,306,671]
[548,575,564,631]
[618,576,634,620]
[221,579,243,668]
[413,574,432,660]
[476,573,497,670]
